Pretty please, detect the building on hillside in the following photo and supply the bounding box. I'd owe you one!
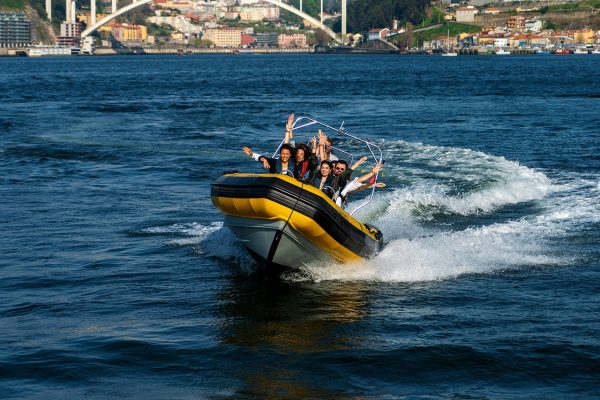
[223,11,239,19]
[255,32,278,47]
[455,7,477,23]
[170,31,186,42]
[494,37,509,47]
[524,18,542,31]
[510,34,529,47]
[77,13,110,25]
[154,0,194,11]
[367,28,390,41]
[574,29,595,44]
[530,35,549,46]
[481,7,500,14]
[348,32,362,46]
[507,16,526,31]
[112,23,148,42]
[0,12,31,48]
[277,33,306,47]
[239,4,280,21]
[194,1,221,18]
[203,27,242,47]
[549,32,574,45]
[148,15,202,35]
[60,22,81,37]
[58,22,81,46]
[477,34,501,46]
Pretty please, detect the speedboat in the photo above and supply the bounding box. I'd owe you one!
[211,117,385,272]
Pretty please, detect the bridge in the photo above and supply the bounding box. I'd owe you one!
[48,0,346,43]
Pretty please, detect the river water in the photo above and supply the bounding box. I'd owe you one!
[1,54,599,398]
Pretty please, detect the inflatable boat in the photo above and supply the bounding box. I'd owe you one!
[211,173,383,270]
[211,116,385,272]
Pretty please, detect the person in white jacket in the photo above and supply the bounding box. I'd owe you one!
[336,161,385,208]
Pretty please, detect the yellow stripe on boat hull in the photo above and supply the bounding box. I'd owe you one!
[212,195,363,263]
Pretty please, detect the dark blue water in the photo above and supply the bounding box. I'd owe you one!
[1,55,599,399]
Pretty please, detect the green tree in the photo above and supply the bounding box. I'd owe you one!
[347,0,429,32]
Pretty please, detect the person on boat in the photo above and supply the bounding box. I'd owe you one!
[315,130,338,162]
[310,160,335,196]
[283,114,319,182]
[292,142,319,182]
[328,156,369,201]
[242,143,294,176]
[336,162,385,207]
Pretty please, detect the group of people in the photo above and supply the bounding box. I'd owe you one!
[242,114,385,208]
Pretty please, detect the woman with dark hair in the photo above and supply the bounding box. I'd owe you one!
[310,160,335,197]
[292,142,319,182]
[283,114,319,182]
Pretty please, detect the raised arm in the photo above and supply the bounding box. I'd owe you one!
[317,130,327,161]
[283,113,295,144]
[355,162,383,184]
[340,162,384,198]
[350,156,368,171]
[243,146,270,169]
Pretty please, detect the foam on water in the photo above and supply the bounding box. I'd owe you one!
[141,222,223,246]
[303,219,562,282]
[198,227,258,273]
[306,142,598,282]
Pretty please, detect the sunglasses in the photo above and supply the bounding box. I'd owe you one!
[335,167,345,171]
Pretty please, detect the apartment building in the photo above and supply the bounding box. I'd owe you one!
[112,23,148,42]
[203,27,242,47]
[277,33,306,48]
[0,12,31,48]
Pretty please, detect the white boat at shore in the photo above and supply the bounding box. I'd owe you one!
[27,46,79,56]
[574,48,589,54]
[495,48,511,55]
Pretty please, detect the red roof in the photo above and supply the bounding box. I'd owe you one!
[241,34,256,45]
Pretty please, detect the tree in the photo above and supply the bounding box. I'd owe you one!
[315,28,331,45]
[347,0,429,32]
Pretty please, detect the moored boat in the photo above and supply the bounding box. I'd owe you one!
[554,48,571,55]
[211,117,385,272]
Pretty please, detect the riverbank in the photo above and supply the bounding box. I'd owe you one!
[3,45,600,57]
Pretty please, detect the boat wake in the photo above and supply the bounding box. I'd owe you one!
[148,140,599,282]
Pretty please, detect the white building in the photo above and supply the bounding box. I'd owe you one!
[494,37,509,47]
[455,7,477,23]
[147,15,202,35]
[525,19,543,31]
[239,4,279,21]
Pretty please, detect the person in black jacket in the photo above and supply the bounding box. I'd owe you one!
[310,160,335,197]
[242,143,294,176]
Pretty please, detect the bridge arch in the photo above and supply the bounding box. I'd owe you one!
[81,0,339,42]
